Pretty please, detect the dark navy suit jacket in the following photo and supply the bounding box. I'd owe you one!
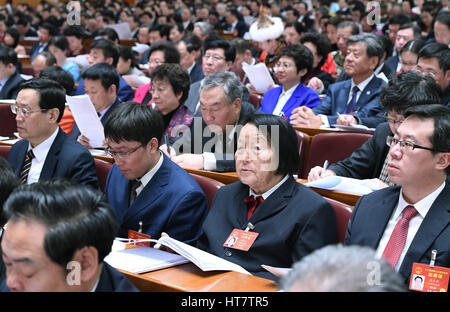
[259,83,321,121]
[75,76,133,103]
[345,183,450,284]
[105,153,209,244]
[8,127,99,189]
[189,62,205,84]
[312,75,386,128]
[0,71,25,100]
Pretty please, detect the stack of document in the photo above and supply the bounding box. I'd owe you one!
[105,236,250,275]
[331,124,375,134]
[305,176,382,195]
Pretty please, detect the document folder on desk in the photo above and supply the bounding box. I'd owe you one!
[305,176,382,195]
[105,236,251,275]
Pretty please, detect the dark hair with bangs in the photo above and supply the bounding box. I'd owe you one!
[150,63,190,105]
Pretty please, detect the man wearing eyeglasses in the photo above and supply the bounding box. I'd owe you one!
[7,78,98,189]
[307,72,442,188]
[103,102,208,243]
[345,104,450,285]
[416,43,450,107]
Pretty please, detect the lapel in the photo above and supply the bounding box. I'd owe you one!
[335,80,352,114]
[39,128,65,181]
[399,183,450,278]
[12,140,29,176]
[355,76,380,110]
[282,83,305,113]
[365,186,401,249]
[101,99,121,124]
[0,71,19,97]
[123,154,171,223]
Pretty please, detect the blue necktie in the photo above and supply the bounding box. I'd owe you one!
[344,86,359,114]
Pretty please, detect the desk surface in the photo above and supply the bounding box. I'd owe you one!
[119,263,278,292]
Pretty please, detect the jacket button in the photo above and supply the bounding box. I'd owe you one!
[225,250,232,257]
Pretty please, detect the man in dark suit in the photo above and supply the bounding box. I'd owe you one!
[345,104,450,285]
[104,102,208,243]
[225,9,248,38]
[7,78,98,189]
[0,47,25,100]
[167,71,256,172]
[29,23,57,62]
[74,39,133,102]
[184,38,250,115]
[0,180,138,292]
[176,35,204,84]
[307,72,443,186]
[291,33,387,129]
[71,63,122,150]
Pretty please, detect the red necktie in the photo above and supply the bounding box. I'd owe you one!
[382,205,418,267]
[244,195,264,220]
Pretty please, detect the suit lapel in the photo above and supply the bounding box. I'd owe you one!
[282,84,302,114]
[335,80,351,115]
[399,183,450,279]
[39,129,64,181]
[355,76,380,111]
[12,141,29,176]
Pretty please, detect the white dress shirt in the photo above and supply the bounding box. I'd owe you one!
[134,151,164,197]
[249,175,289,198]
[375,181,446,271]
[272,83,299,117]
[26,127,59,184]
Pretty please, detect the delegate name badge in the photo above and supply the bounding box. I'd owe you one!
[126,229,151,249]
[223,228,259,251]
[409,262,449,292]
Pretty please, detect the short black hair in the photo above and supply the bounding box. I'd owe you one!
[40,66,75,96]
[82,63,120,93]
[0,157,19,226]
[0,46,18,67]
[380,71,442,114]
[400,38,426,55]
[285,21,306,36]
[48,35,69,52]
[403,104,450,173]
[19,78,66,122]
[4,27,21,48]
[418,42,450,72]
[62,25,86,39]
[149,23,170,39]
[150,63,190,105]
[276,44,313,81]
[398,23,422,38]
[90,38,120,67]
[178,34,202,53]
[148,41,180,64]
[300,32,331,69]
[99,27,119,43]
[204,39,236,63]
[104,101,165,147]
[388,13,411,26]
[40,22,58,36]
[435,11,450,29]
[241,114,300,176]
[118,45,137,69]
[36,51,57,67]
[337,21,359,35]
[3,179,118,266]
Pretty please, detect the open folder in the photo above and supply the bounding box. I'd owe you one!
[305,176,382,195]
[104,236,250,275]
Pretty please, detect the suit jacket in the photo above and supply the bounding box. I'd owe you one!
[30,42,48,61]
[0,71,25,100]
[196,176,337,280]
[96,263,139,292]
[172,101,256,172]
[259,83,321,120]
[75,77,133,103]
[384,54,400,74]
[329,122,391,179]
[312,75,386,128]
[8,128,99,189]
[184,78,251,115]
[345,183,450,284]
[190,62,205,84]
[105,153,209,244]
[71,98,122,140]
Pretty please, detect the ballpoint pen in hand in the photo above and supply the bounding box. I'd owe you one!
[321,160,329,177]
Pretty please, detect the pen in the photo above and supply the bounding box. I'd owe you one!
[321,160,329,177]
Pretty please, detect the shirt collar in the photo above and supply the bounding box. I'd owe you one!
[351,73,374,93]
[137,150,164,188]
[187,62,196,74]
[28,127,59,162]
[249,175,289,200]
[395,181,446,220]
[281,82,300,96]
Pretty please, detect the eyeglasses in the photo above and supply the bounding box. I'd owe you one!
[274,62,295,70]
[386,136,434,152]
[148,59,163,66]
[203,54,226,62]
[11,104,48,118]
[105,145,143,159]
[387,118,404,126]
[413,69,437,78]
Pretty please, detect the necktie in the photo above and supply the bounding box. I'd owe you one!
[244,195,264,220]
[20,149,35,184]
[382,205,418,267]
[344,86,359,114]
[129,180,142,206]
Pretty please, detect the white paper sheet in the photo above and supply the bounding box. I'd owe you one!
[105,23,132,39]
[305,175,382,195]
[66,95,105,148]
[242,62,275,93]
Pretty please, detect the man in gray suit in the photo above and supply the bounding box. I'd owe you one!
[162,71,256,172]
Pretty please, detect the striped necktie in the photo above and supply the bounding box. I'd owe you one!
[20,149,35,184]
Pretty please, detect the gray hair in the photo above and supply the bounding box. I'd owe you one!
[280,244,407,292]
[194,21,213,36]
[347,33,384,67]
[199,71,243,105]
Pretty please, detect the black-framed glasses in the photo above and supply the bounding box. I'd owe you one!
[105,145,143,159]
[11,104,48,118]
[387,118,404,126]
[386,136,434,152]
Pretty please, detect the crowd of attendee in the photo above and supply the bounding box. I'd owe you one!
[0,0,449,293]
